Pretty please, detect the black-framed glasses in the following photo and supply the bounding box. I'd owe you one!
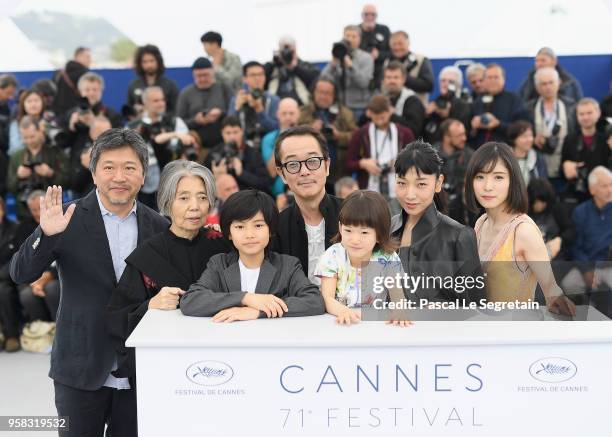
[279,156,326,174]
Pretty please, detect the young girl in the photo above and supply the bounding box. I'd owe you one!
[465,142,575,315]
[315,190,409,326]
[180,189,324,321]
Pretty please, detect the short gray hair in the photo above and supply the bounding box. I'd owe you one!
[534,66,559,86]
[577,97,600,110]
[27,189,45,204]
[588,166,612,187]
[439,65,463,91]
[537,47,556,60]
[141,86,164,104]
[89,128,149,175]
[334,176,358,197]
[78,72,105,91]
[156,160,217,217]
[278,35,296,49]
[465,62,485,78]
[19,115,43,131]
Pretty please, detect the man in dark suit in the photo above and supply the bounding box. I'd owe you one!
[10,128,168,437]
[272,126,342,287]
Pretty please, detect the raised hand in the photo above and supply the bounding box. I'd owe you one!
[39,186,76,237]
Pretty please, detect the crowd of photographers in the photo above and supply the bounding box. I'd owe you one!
[0,4,611,351]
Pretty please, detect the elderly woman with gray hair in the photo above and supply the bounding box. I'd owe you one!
[106,160,229,378]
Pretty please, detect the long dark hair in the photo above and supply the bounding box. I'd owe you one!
[394,140,448,213]
[134,44,165,78]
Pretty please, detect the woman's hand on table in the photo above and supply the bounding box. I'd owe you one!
[212,307,260,323]
[149,287,185,310]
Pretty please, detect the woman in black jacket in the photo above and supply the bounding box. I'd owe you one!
[390,140,485,304]
[106,160,230,378]
[527,178,575,261]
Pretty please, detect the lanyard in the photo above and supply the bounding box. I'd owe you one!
[372,128,391,163]
[540,99,559,134]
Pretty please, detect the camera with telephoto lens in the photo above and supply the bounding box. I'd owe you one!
[379,163,392,197]
[332,40,350,60]
[320,124,335,143]
[250,88,264,100]
[179,143,198,162]
[77,97,91,115]
[541,121,562,154]
[274,45,294,67]
[434,83,457,109]
[574,165,590,194]
[18,157,44,203]
[480,114,490,126]
[210,141,238,166]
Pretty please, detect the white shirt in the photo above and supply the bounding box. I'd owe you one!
[239,259,261,293]
[367,123,398,198]
[305,219,325,286]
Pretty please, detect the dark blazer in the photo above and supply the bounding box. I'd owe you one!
[106,228,230,378]
[9,189,168,390]
[391,203,485,303]
[180,251,324,318]
[274,193,342,274]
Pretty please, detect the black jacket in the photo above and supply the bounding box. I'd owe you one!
[391,203,485,303]
[389,93,426,138]
[126,75,180,114]
[9,190,168,390]
[471,90,528,147]
[274,194,342,275]
[53,60,89,118]
[106,228,230,378]
[423,96,471,144]
[519,65,583,103]
[0,219,18,280]
[203,142,272,193]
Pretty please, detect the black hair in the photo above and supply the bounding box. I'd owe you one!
[507,120,533,146]
[527,178,555,213]
[394,140,447,213]
[221,115,242,130]
[220,190,279,246]
[200,31,222,46]
[274,125,329,167]
[464,142,528,214]
[242,61,264,77]
[133,44,165,78]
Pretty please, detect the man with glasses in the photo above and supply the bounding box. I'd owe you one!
[359,4,391,87]
[273,126,342,286]
[229,61,280,148]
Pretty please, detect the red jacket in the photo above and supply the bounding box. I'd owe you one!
[346,122,415,189]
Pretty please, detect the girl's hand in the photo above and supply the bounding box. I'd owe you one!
[336,308,361,325]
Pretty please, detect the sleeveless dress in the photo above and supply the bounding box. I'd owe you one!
[474,213,538,302]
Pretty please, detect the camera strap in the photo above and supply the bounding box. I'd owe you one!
[371,127,391,164]
[540,99,559,135]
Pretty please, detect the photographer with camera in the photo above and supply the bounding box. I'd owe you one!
[264,36,320,106]
[466,63,486,101]
[64,72,122,179]
[71,116,111,199]
[380,61,425,137]
[228,61,279,148]
[130,86,196,209]
[423,66,470,143]
[383,31,433,106]
[177,57,233,150]
[561,98,610,206]
[52,47,90,119]
[125,45,179,119]
[7,116,68,219]
[470,63,527,147]
[526,67,576,190]
[298,78,357,181]
[435,118,474,225]
[203,115,271,192]
[346,95,414,197]
[358,4,391,86]
[321,25,373,120]
[201,31,243,92]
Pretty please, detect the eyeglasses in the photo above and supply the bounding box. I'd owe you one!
[279,156,326,174]
[362,12,377,17]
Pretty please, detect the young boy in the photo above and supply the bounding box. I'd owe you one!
[180,189,324,321]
